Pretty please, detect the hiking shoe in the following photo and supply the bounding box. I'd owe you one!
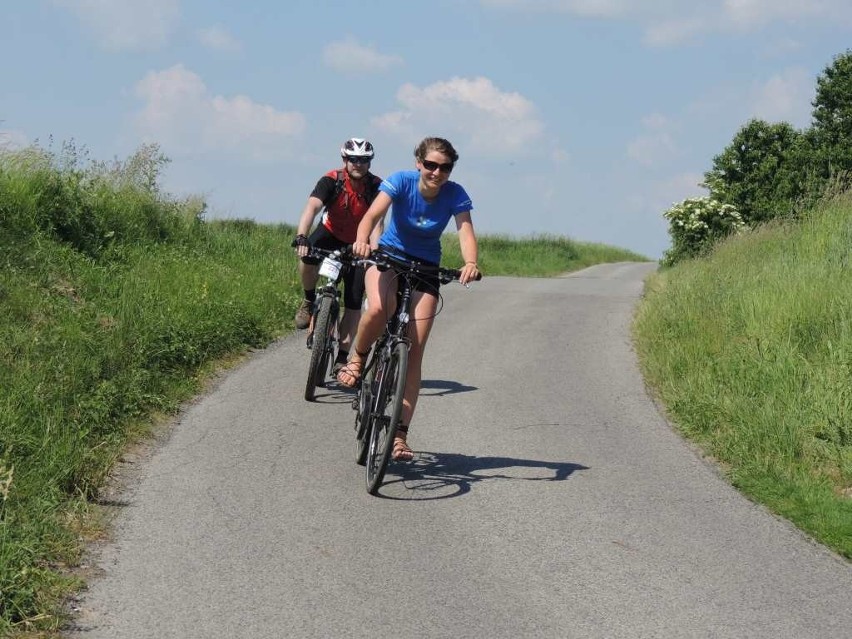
[294,299,312,329]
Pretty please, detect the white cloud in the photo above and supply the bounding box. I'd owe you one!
[197,26,241,53]
[626,113,679,168]
[322,37,404,74]
[721,0,836,30]
[54,0,180,50]
[133,65,306,160]
[482,0,852,45]
[373,76,543,156]
[749,66,813,127]
[479,0,632,18]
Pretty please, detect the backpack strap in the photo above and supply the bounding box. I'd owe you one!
[332,169,380,207]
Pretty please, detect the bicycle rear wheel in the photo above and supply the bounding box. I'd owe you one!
[304,295,336,401]
[365,341,408,495]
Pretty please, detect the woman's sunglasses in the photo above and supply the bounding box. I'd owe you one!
[421,159,454,173]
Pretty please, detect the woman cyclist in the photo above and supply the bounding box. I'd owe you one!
[336,136,480,461]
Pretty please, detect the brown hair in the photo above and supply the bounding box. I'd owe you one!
[414,137,459,164]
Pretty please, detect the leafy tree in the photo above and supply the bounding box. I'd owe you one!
[809,49,852,185]
[703,119,803,225]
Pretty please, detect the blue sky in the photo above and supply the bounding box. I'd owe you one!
[2,1,851,259]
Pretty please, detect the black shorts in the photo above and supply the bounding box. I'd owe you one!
[377,245,441,298]
[301,225,365,310]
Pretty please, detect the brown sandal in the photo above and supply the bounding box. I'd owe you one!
[391,425,413,462]
[336,360,363,388]
[336,350,369,388]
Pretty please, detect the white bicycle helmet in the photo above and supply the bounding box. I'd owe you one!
[340,137,374,160]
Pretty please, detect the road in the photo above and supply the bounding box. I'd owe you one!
[68,263,852,638]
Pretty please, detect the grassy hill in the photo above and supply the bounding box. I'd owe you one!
[634,194,852,560]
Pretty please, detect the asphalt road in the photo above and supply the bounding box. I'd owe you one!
[68,263,852,638]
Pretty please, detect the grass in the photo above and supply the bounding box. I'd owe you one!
[634,194,852,558]
[0,142,649,635]
[441,233,647,276]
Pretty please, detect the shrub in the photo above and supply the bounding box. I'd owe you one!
[662,196,745,266]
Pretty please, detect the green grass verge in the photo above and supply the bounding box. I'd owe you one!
[634,195,852,558]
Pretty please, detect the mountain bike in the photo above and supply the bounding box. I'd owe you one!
[302,246,358,402]
[351,250,480,495]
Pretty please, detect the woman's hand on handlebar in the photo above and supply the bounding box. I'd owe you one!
[351,239,373,259]
[459,261,480,286]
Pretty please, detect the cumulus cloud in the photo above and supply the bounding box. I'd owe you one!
[54,0,180,50]
[749,66,813,127]
[197,26,241,53]
[480,0,632,19]
[481,0,852,45]
[373,76,543,156]
[133,64,306,160]
[323,37,404,74]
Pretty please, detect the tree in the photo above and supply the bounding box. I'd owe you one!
[703,119,803,225]
[809,49,852,185]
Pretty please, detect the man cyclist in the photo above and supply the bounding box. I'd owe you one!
[293,137,383,373]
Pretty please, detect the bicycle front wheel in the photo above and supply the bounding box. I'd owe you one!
[365,341,408,495]
[354,352,376,466]
[304,295,336,401]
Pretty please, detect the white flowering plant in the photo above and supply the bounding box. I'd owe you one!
[662,196,745,266]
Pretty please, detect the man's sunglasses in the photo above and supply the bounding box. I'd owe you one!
[421,159,454,173]
[346,156,371,165]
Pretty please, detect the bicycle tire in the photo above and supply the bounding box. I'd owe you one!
[315,301,338,389]
[366,341,408,494]
[354,352,376,465]
[304,295,334,401]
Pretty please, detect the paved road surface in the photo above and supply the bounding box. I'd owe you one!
[68,263,852,638]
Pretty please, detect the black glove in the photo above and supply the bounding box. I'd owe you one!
[291,234,310,248]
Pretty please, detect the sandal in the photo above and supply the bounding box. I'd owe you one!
[336,356,365,388]
[391,425,414,462]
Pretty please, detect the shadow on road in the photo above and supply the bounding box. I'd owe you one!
[419,379,478,396]
[311,377,477,403]
[378,451,588,500]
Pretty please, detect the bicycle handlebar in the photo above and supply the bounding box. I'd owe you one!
[359,249,482,284]
[295,243,481,284]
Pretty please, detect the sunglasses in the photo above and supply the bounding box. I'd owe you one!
[346,156,371,165]
[421,159,454,173]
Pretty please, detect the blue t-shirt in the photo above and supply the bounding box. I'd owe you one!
[378,170,473,264]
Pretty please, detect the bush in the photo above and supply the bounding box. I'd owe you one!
[662,196,745,266]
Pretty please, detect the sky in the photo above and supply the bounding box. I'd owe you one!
[2,1,851,259]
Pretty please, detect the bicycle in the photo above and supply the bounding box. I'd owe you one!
[299,245,359,402]
[351,249,481,495]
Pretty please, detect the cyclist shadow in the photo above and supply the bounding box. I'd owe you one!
[378,452,588,501]
[316,378,476,402]
[419,379,478,396]
[310,386,355,404]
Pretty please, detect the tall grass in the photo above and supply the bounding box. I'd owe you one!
[634,195,852,557]
[0,144,303,634]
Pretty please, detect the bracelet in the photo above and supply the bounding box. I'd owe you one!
[465,261,478,267]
